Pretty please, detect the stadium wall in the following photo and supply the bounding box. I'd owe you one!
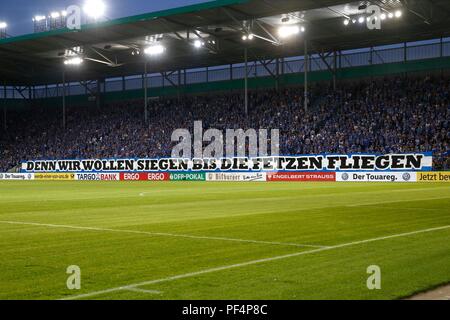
[3,56,450,110]
[2,172,450,182]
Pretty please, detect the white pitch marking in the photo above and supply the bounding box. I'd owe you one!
[59,224,450,300]
[346,196,449,207]
[0,220,327,249]
[122,288,162,295]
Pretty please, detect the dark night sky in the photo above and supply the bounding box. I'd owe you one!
[0,0,209,36]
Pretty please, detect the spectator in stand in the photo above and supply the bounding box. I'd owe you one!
[0,75,448,171]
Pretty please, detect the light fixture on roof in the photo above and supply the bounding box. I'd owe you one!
[380,13,387,20]
[145,34,163,44]
[33,15,46,22]
[144,44,165,56]
[395,10,402,18]
[388,12,394,19]
[62,11,68,17]
[242,33,254,41]
[278,25,300,39]
[64,46,83,57]
[194,39,205,48]
[64,57,84,65]
[0,21,6,39]
[83,0,106,19]
[343,19,350,26]
[358,16,365,24]
[50,12,60,19]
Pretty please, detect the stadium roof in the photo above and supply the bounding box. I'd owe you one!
[1,0,450,86]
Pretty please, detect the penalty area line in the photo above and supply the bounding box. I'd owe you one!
[59,224,450,300]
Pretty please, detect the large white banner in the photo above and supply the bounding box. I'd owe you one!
[22,153,433,173]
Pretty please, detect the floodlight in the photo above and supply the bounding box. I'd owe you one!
[343,19,350,26]
[380,13,387,20]
[0,22,7,29]
[50,12,60,19]
[83,0,106,19]
[242,33,254,41]
[64,57,84,65]
[62,11,68,17]
[388,12,394,19]
[278,25,300,39]
[33,15,46,22]
[194,40,204,48]
[144,44,165,56]
[395,10,402,18]
[358,16,365,24]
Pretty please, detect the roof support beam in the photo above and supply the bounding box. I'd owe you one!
[159,17,220,53]
[247,51,276,78]
[162,71,177,87]
[399,0,432,25]
[254,20,280,45]
[13,86,29,101]
[78,80,97,96]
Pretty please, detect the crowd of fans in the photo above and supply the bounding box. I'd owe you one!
[0,75,448,171]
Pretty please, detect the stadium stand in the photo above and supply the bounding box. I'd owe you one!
[1,74,448,172]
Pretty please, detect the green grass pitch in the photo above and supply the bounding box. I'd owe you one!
[0,181,449,300]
